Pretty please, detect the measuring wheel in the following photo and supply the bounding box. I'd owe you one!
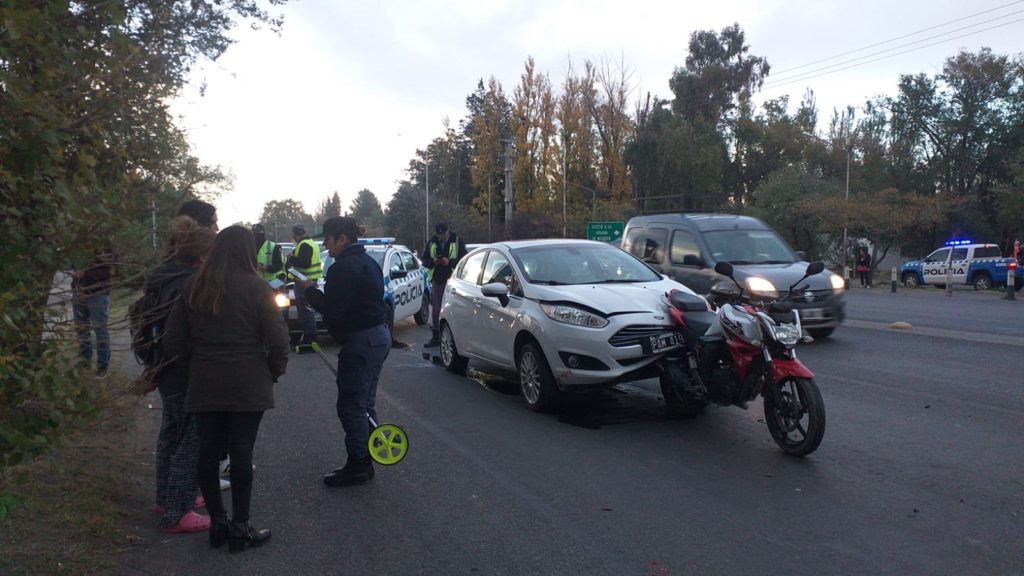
[368,421,408,466]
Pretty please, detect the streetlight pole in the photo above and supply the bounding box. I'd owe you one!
[562,137,568,238]
[842,145,850,287]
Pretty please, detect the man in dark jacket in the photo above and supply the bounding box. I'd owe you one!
[72,248,117,378]
[306,216,390,486]
[420,222,466,347]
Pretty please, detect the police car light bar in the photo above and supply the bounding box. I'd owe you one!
[944,239,972,246]
[359,237,396,245]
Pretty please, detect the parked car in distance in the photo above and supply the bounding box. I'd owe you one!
[438,239,705,412]
[622,214,845,338]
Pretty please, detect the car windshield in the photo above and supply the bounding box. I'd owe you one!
[511,243,660,285]
[366,249,386,268]
[702,229,795,264]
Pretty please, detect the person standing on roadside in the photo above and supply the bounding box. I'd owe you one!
[253,223,285,283]
[72,247,118,378]
[285,223,322,353]
[305,217,389,486]
[421,222,466,347]
[176,199,219,232]
[147,220,217,534]
[856,247,871,288]
[163,226,290,553]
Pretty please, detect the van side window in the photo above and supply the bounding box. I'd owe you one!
[974,246,1001,258]
[950,248,969,261]
[670,230,701,265]
[625,227,644,258]
[642,228,668,263]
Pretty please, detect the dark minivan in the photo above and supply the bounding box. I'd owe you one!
[622,214,845,338]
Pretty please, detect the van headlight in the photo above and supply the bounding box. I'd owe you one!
[274,293,291,308]
[540,303,609,328]
[745,277,777,295]
[829,272,845,290]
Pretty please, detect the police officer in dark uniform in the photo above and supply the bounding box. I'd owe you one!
[306,216,390,486]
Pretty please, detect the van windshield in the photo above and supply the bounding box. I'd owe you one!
[703,229,796,264]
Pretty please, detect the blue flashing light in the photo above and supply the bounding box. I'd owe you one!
[359,237,396,245]
[944,239,972,246]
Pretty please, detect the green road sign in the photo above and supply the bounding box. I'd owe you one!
[587,221,624,243]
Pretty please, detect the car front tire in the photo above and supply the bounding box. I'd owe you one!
[440,322,468,374]
[516,341,560,413]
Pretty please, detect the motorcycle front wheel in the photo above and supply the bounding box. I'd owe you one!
[763,377,825,457]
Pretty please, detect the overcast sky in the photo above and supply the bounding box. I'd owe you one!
[169,0,1024,227]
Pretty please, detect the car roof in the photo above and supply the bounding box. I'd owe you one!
[628,213,769,232]
[489,239,616,249]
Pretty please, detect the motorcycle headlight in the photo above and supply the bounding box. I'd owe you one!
[770,322,801,348]
[829,273,845,290]
[274,293,291,308]
[745,276,777,295]
[540,303,609,328]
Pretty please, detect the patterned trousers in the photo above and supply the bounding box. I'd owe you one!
[155,392,200,528]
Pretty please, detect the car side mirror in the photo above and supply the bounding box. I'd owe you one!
[481,282,510,307]
[682,254,705,268]
[390,270,408,280]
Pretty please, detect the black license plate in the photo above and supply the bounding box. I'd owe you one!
[642,331,680,354]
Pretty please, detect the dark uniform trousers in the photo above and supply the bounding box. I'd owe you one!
[336,323,391,459]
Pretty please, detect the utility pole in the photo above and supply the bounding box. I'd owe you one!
[425,151,430,246]
[562,135,568,238]
[487,171,492,243]
[503,138,513,237]
[841,133,851,288]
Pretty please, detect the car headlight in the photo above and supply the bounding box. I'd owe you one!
[540,303,609,328]
[274,293,290,308]
[829,273,845,290]
[745,277,777,295]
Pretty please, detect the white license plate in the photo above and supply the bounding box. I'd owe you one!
[801,308,825,320]
[642,332,681,354]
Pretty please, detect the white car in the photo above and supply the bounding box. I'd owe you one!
[438,239,704,412]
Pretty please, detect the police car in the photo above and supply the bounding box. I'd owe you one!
[900,240,1023,291]
[275,239,429,336]
[361,238,430,332]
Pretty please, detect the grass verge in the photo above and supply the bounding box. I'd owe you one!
[0,373,149,576]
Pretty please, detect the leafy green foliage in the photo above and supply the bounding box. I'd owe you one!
[258,198,312,242]
[0,0,285,471]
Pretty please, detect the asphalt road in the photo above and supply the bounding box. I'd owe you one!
[122,286,1024,576]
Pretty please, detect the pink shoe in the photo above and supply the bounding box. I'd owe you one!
[162,511,211,534]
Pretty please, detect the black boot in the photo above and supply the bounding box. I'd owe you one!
[209,515,230,548]
[228,521,271,553]
[424,329,441,348]
[323,457,374,486]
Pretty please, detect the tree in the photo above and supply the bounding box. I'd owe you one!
[751,165,838,260]
[349,189,384,233]
[384,181,425,250]
[314,191,342,224]
[259,199,312,242]
[0,0,286,470]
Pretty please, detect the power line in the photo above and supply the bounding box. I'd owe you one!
[668,3,1024,115]
[766,8,1024,86]
[761,16,1024,94]
[770,0,1024,77]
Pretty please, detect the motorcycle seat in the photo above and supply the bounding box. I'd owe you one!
[681,310,718,337]
[669,290,709,312]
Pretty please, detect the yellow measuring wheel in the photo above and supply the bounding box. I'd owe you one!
[368,416,408,466]
[317,349,410,466]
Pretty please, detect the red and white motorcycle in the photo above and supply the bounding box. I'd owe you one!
[661,261,826,457]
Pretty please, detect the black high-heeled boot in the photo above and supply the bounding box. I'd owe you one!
[209,516,230,548]
[228,521,271,553]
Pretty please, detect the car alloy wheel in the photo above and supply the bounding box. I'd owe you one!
[519,349,542,406]
[440,323,467,373]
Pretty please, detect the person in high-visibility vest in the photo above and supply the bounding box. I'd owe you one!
[252,223,285,282]
[285,223,322,353]
[420,222,467,347]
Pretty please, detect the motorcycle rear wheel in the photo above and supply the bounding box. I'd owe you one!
[763,377,825,457]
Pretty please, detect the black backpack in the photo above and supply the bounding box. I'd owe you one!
[129,271,189,368]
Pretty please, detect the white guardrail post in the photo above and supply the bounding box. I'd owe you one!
[1006,264,1016,301]
[945,265,953,297]
[891,267,897,293]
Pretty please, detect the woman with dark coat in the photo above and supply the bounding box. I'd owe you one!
[163,225,290,553]
[856,247,871,288]
[149,220,216,533]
